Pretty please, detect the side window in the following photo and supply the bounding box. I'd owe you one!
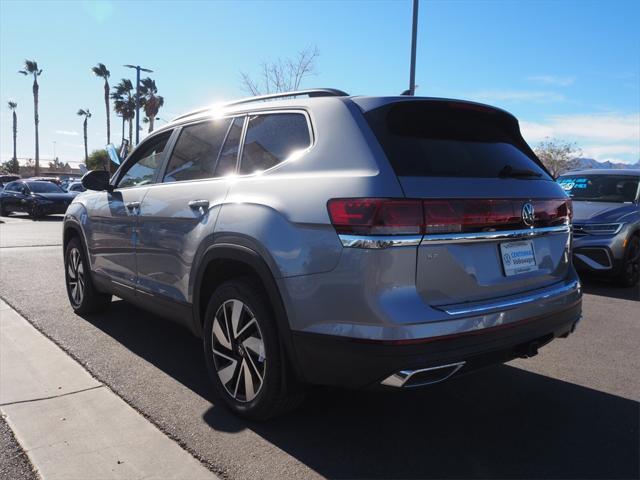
[4,182,18,192]
[163,118,232,183]
[239,113,311,175]
[213,117,244,177]
[117,131,171,189]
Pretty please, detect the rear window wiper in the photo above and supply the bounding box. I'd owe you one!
[498,165,542,178]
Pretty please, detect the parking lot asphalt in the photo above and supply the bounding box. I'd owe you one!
[0,214,638,479]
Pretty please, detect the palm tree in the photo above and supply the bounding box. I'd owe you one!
[139,77,164,133]
[91,63,111,145]
[8,101,18,163]
[77,109,92,163]
[18,60,42,176]
[111,79,135,146]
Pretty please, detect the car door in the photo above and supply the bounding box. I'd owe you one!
[85,130,174,291]
[1,182,22,211]
[136,116,244,304]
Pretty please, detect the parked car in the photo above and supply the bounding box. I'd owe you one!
[66,181,86,193]
[557,169,640,286]
[62,89,582,419]
[27,176,62,186]
[0,174,20,189]
[0,180,76,218]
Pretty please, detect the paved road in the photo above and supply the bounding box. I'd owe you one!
[1,214,638,479]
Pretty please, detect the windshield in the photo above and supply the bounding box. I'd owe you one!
[557,175,639,203]
[27,181,64,193]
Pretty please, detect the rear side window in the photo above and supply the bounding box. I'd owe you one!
[213,117,244,177]
[163,118,232,183]
[239,113,311,175]
[365,102,549,178]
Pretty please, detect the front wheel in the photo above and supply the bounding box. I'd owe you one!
[617,235,640,287]
[0,201,9,216]
[64,237,111,314]
[203,278,304,420]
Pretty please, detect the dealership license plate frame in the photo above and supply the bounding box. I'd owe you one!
[499,240,538,276]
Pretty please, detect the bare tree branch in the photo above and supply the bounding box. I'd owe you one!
[239,45,319,96]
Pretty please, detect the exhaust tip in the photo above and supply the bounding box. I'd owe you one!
[381,362,465,388]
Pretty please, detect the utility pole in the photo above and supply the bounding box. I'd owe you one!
[409,0,419,96]
[124,64,153,145]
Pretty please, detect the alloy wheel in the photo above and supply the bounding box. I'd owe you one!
[211,299,266,402]
[67,247,85,306]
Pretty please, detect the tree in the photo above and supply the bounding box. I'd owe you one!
[139,77,164,133]
[18,59,42,176]
[240,45,319,95]
[534,139,581,178]
[77,109,92,163]
[111,79,135,146]
[92,63,111,145]
[49,158,64,170]
[86,149,117,171]
[7,101,17,163]
[1,158,19,174]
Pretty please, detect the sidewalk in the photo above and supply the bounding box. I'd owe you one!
[0,299,217,480]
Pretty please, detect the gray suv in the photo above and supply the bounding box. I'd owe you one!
[62,89,582,419]
[557,169,640,286]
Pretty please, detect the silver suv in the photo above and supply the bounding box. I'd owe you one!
[62,89,582,419]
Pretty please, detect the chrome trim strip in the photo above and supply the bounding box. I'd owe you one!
[441,279,581,316]
[339,234,422,249]
[381,362,466,388]
[421,225,570,244]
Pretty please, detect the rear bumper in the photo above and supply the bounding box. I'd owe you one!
[291,300,581,388]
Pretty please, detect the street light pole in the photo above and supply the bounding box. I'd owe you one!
[124,64,153,145]
[409,0,419,96]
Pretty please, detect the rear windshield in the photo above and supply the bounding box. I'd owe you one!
[364,101,549,179]
[557,174,639,203]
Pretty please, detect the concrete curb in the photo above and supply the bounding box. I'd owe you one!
[0,299,217,480]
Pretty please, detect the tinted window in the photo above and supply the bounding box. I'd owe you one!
[365,102,549,178]
[118,131,171,188]
[163,118,232,183]
[213,117,244,177]
[240,113,311,175]
[4,182,19,192]
[27,182,63,193]
[557,175,640,203]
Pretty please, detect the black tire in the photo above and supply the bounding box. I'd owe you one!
[203,277,304,420]
[617,235,640,287]
[0,201,9,216]
[29,204,41,220]
[64,237,112,314]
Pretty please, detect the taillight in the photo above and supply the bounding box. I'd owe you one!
[326,198,423,235]
[327,198,571,236]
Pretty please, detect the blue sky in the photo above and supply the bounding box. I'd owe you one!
[1,0,638,165]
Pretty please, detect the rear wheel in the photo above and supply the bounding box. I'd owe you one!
[617,235,640,287]
[203,277,304,420]
[29,204,41,220]
[64,237,111,314]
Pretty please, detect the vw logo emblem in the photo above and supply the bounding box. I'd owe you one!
[522,202,535,226]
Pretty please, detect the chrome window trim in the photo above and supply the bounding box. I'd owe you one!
[339,235,422,249]
[421,224,570,244]
[440,279,581,316]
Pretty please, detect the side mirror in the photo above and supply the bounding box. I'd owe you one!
[82,170,112,191]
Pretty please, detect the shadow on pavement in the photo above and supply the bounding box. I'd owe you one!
[581,277,639,301]
[85,300,639,480]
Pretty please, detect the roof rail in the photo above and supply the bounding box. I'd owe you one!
[172,88,349,122]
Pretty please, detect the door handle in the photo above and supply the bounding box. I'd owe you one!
[188,199,209,211]
[126,201,140,211]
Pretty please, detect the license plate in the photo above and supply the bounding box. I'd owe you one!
[500,240,538,276]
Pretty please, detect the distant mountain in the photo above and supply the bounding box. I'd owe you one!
[573,158,640,170]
